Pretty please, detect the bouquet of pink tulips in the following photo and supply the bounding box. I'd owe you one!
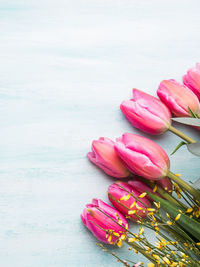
[81,63,200,267]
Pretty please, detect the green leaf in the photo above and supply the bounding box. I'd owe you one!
[187,143,200,157]
[170,141,187,155]
[188,107,198,118]
[148,192,200,241]
[172,117,200,127]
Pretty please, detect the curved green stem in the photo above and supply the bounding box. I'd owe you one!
[168,125,196,143]
[167,171,200,202]
[124,240,160,266]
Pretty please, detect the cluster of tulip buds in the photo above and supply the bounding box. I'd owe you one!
[81,63,200,265]
[87,133,200,200]
[121,82,199,142]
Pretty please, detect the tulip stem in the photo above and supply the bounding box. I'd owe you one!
[138,177,186,208]
[167,171,200,202]
[152,184,186,208]
[168,125,196,143]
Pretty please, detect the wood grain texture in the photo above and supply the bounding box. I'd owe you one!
[0,0,200,266]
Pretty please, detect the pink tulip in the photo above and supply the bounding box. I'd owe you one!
[128,177,172,201]
[87,137,130,178]
[128,178,162,201]
[108,182,151,220]
[81,199,128,245]
[157,79,200,117]
[114,133,170,180]
[183,63,200,100]
[157,177,172,192]
[120,89,171,135]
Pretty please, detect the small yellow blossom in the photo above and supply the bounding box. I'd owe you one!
[174,181,182,198]
[152,254,160,264]
[130,201,137,208]
[138,228,144,236]
[128,210,136,215]
[139,192,147,198]
[153,184,157,192]
[156,242,162,249]
[175,214,181,221]
[108,235,112,242]
[113,232,120,237]
[147,208,155,212]
[186,208,193,213]
[145,246,151,253]
[163,256,171,265]
[120,234,126,240]
[154,202,160,209]
[120,194,131,201]
[156,237,168,249]
[195,209,200,218]
[117,218,122,225]
[151,215,156,222]
[178,262,186,267]
[116,239,122,247]
[136,203,143,210]
[180,252,188,258]
[171,263,178,267]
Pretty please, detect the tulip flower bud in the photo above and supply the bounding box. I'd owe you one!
[120,89,171,135]
[157,79,200,117]
[183,63,200,100]
[114,133,170,180]
[81,199,128,245]
[157,177,172,192]
[128,178,162,201]
[87,137,130,178]
[108,182,151,220]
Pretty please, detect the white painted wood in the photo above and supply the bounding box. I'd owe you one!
[0,0,200,266]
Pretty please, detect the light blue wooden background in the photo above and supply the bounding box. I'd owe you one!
[0,0,200,266]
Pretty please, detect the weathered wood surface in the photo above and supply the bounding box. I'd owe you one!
[0,0,200,266]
